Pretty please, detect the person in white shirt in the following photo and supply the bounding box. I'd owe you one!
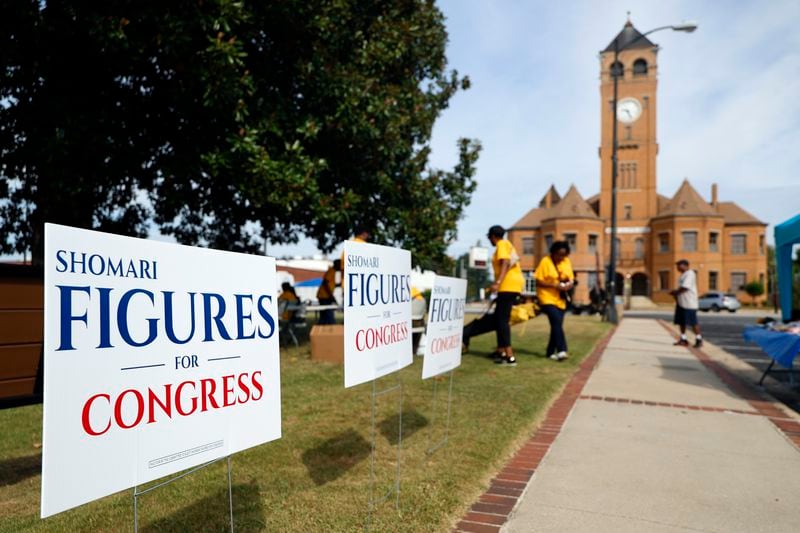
[670,259,702,348]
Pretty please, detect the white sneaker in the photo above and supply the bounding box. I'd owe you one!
[557,351,568,361]
[549,353,561,361]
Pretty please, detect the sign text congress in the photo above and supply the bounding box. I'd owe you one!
[53,247,276,436]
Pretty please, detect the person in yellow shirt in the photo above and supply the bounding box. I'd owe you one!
[463,225,524,366]
[278,282,300,322]
[352,226,369,244]
[535,241,574,361]
[316,259,341,324]
[340,225,370,286]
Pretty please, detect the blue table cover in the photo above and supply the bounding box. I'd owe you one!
[743,326,800,368]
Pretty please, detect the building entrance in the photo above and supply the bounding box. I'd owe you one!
[632,273,649,296]
[614,272,624,296]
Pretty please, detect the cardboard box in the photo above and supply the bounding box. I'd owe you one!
[310,325,345,364]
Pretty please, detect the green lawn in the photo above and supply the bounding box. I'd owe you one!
[0,315,610,532]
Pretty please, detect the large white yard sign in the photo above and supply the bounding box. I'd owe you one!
[41,224,282,518]
[343,241,412,388]
[422,276,467,379]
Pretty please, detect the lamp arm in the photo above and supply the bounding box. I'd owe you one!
[617,25,674,53]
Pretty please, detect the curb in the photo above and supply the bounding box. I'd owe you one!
[452,324,617,533]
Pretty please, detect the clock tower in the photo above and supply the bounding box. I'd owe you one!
[598,20,659,225]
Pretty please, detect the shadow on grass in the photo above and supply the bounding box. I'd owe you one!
[512,346,548,357]
[464,346,548,358]
[141,480,263,532]
[378,409,429,444]
[0,453,41,487]
[302,429,371,486]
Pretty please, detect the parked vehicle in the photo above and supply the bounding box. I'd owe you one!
[698,292,741,312]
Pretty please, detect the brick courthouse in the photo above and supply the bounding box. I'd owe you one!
[508,21,767,306]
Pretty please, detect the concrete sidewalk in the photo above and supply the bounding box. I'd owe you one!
[460,318,800,532]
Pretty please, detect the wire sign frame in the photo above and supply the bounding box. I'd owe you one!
[426,369,455,456]
[365,373,404,531]
[133,455,234,532]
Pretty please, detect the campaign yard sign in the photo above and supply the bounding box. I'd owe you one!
[422,276,467,379]
[343,241,412,388]
[41,224,282,518]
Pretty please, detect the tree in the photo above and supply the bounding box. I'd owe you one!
[767,244,776,309]
[0,1,479,270]
[743,280,764,306]
[793,248,800,311]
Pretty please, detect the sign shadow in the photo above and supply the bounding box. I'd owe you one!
[0,453,41,487]
[378,409,429,444]
[301,428,371,486]
[140,480,263,532]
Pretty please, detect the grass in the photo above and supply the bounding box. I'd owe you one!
[0,315,611,532]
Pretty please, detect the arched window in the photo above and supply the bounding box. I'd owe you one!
[610,61,624,78]
[633,58,648,76]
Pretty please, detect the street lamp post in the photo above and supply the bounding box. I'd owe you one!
[605,20,697,324]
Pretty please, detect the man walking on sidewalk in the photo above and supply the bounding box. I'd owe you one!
[670,259,702,348]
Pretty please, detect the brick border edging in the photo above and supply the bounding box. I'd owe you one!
[578,394,760,416]
[656,320,800,450]
[453,324,617,533]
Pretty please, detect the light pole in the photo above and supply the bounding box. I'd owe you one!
[605,20,697,324]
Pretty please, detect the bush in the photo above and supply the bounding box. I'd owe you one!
[744,281,765,304]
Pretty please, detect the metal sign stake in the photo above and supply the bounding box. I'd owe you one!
[426,369,455,456]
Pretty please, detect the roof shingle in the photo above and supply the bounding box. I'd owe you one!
[715,202,765,225]
[657,179,718,217]
[546,185,599,220]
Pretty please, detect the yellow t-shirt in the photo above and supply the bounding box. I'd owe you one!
[316,266,337,300]
[493,239,524,293]
[278,291,299,321]
[535,255,574,310]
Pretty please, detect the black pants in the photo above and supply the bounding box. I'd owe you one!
[462,292,518,348]
[540,304,567,355]
[317,297,336,324]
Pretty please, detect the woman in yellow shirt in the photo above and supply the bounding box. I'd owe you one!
[534,241,574,361]
[316,259,341,324]
[463,225,524,366]
[278,282,300,322]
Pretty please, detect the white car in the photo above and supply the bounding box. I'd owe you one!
[698,292,741,312]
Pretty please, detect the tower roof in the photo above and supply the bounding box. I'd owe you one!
[658,179,718,217]
[538,185,561,208]
[603,20,657,53]
[547,185,599,219]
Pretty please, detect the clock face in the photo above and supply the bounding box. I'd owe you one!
[617,97,642,124]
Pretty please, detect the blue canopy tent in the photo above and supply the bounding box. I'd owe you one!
[775,213,800,322]
[295,278,322,288]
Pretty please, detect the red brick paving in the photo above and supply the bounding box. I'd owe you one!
[577,394,760,416]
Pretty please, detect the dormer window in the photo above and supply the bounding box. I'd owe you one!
[633,58,648,76]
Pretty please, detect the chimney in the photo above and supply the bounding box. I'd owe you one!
[711,183,718,207]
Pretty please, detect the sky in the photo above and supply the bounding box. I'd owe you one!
[269,0,800,260]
